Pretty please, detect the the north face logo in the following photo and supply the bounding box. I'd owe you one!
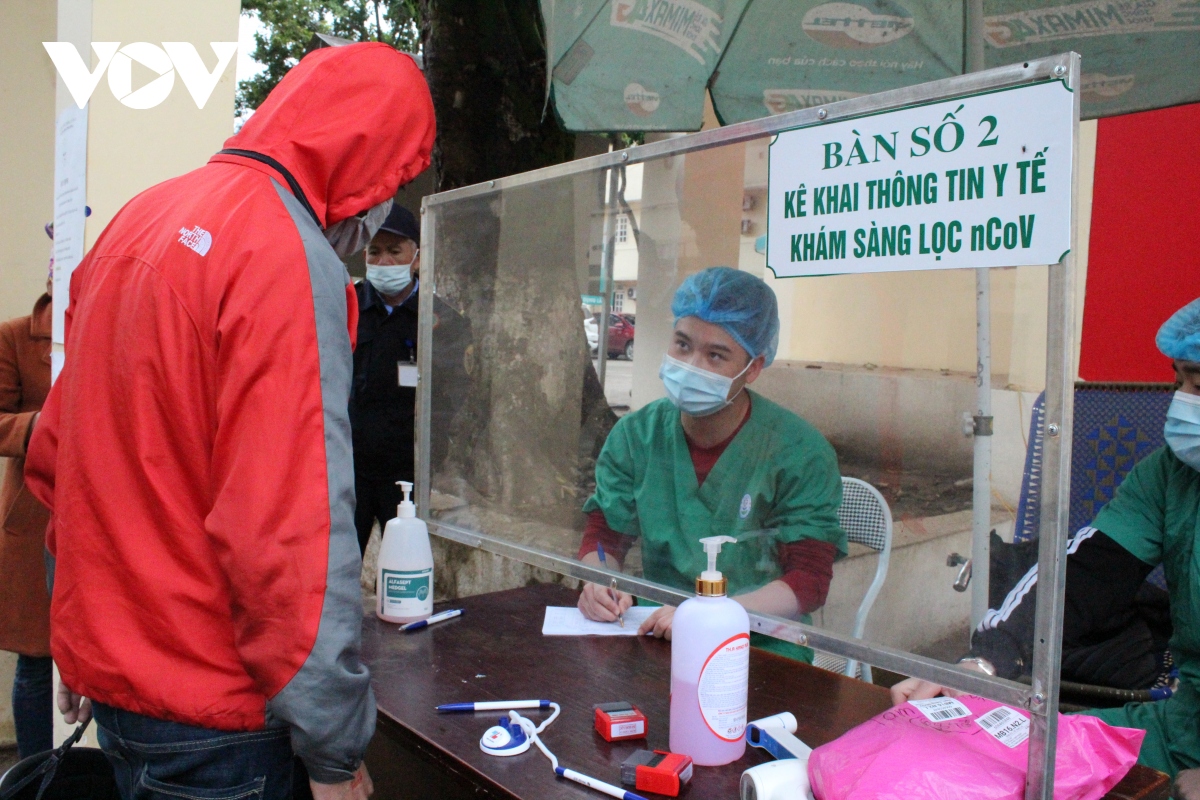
[178,225,212,256]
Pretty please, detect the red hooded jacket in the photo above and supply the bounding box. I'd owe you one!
[24,42,434,782]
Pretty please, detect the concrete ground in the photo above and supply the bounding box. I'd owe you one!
[594,358,632,411]
[914,625,974,663]
[868,627,972,690]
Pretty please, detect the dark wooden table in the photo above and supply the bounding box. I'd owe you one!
[361,583,1169,800]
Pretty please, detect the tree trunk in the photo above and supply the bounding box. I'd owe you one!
[419,0,574,190]
[418,1,616,595]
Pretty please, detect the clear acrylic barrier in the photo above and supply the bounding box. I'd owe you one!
[419,55,1080,799]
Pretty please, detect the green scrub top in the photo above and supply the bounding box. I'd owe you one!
[583,391,847,661]
[1081,445,1200,779]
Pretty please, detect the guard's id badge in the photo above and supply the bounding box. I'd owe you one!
[398,363,419,387]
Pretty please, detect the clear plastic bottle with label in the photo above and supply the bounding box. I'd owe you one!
[375,481,434,624]
[669,536,750,766]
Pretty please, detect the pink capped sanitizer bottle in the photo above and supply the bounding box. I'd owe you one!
[669,535,750,766]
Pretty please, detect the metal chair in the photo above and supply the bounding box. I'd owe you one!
[1006,382,1177,699]
[812,477,894,682]
[1015,383,1174,594]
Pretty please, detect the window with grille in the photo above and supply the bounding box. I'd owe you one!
[616,213,628,243]
[613,291,624,312]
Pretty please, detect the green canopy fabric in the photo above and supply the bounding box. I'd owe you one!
[542,0,1200,132]
[710,0,964,124]
[545,0,752,131]
[983,0,1200,119]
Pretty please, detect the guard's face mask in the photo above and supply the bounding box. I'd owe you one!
[659,353,752,417]
[324,198,393,258]
[1165,390,1200,471]
[365,249,418,298]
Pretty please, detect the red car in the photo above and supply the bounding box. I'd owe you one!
[600,313,635,359]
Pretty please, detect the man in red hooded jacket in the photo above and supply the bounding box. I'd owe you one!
[24,42,434,800]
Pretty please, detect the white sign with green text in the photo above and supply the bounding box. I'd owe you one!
[767,79,1074,277]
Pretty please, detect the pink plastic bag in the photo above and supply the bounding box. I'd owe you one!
[808,695,1144,800]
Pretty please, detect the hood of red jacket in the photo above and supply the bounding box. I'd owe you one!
[216,42,434,227]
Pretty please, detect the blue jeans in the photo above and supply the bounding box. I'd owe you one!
[11,654,53,758]
[93,703,294,800]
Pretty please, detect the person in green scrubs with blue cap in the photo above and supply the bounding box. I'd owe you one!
[576,267,847,662]
[891,297,1200,797]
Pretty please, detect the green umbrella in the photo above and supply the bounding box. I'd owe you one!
[542,0,1200,131]
[983,0,1200,118]
[544,0,753,131]
[712,0,964,124]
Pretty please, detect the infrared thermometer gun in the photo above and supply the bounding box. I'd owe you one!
[741,712,814,800]
[746,712,811,760]
[740,760,812,800]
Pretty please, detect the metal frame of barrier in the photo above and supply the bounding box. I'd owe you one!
[418,52,1082,799]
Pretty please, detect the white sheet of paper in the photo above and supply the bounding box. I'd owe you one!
[52,105,88,347]
[541,605,656,636]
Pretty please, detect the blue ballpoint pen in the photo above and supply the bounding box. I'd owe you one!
[596,544,624,628]
[555,766,648,800]
[399,608,463,632]
[436,699,553,713]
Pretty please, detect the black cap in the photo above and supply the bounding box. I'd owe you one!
[377,204,419,245]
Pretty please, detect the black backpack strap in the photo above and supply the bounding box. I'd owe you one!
[216,149,322,229]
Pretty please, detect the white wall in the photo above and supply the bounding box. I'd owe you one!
[84,0,241,248]
[0,0,58,327]
[0,0,59,751]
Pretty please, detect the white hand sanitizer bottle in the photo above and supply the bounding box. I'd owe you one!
[669,535,750,766]
[376,481,434,624]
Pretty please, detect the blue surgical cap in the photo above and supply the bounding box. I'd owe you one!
[672,267,780,367]
[1157,298,1200,362]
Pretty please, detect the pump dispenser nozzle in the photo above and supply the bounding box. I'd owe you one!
[396,481,416,519]
[696,535,736,596]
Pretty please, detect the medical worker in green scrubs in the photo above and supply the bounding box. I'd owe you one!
[891,297,1200,792]
[576,267,847,662]
[1089,300,1200,791]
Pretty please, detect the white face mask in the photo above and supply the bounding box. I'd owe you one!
[1165,391,1200,471]
[365,249,418,298]
[659,353,752,417]
[324,198,393,258]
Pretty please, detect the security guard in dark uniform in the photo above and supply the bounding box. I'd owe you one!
[350,205,470,554]
[351,205,421,554]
